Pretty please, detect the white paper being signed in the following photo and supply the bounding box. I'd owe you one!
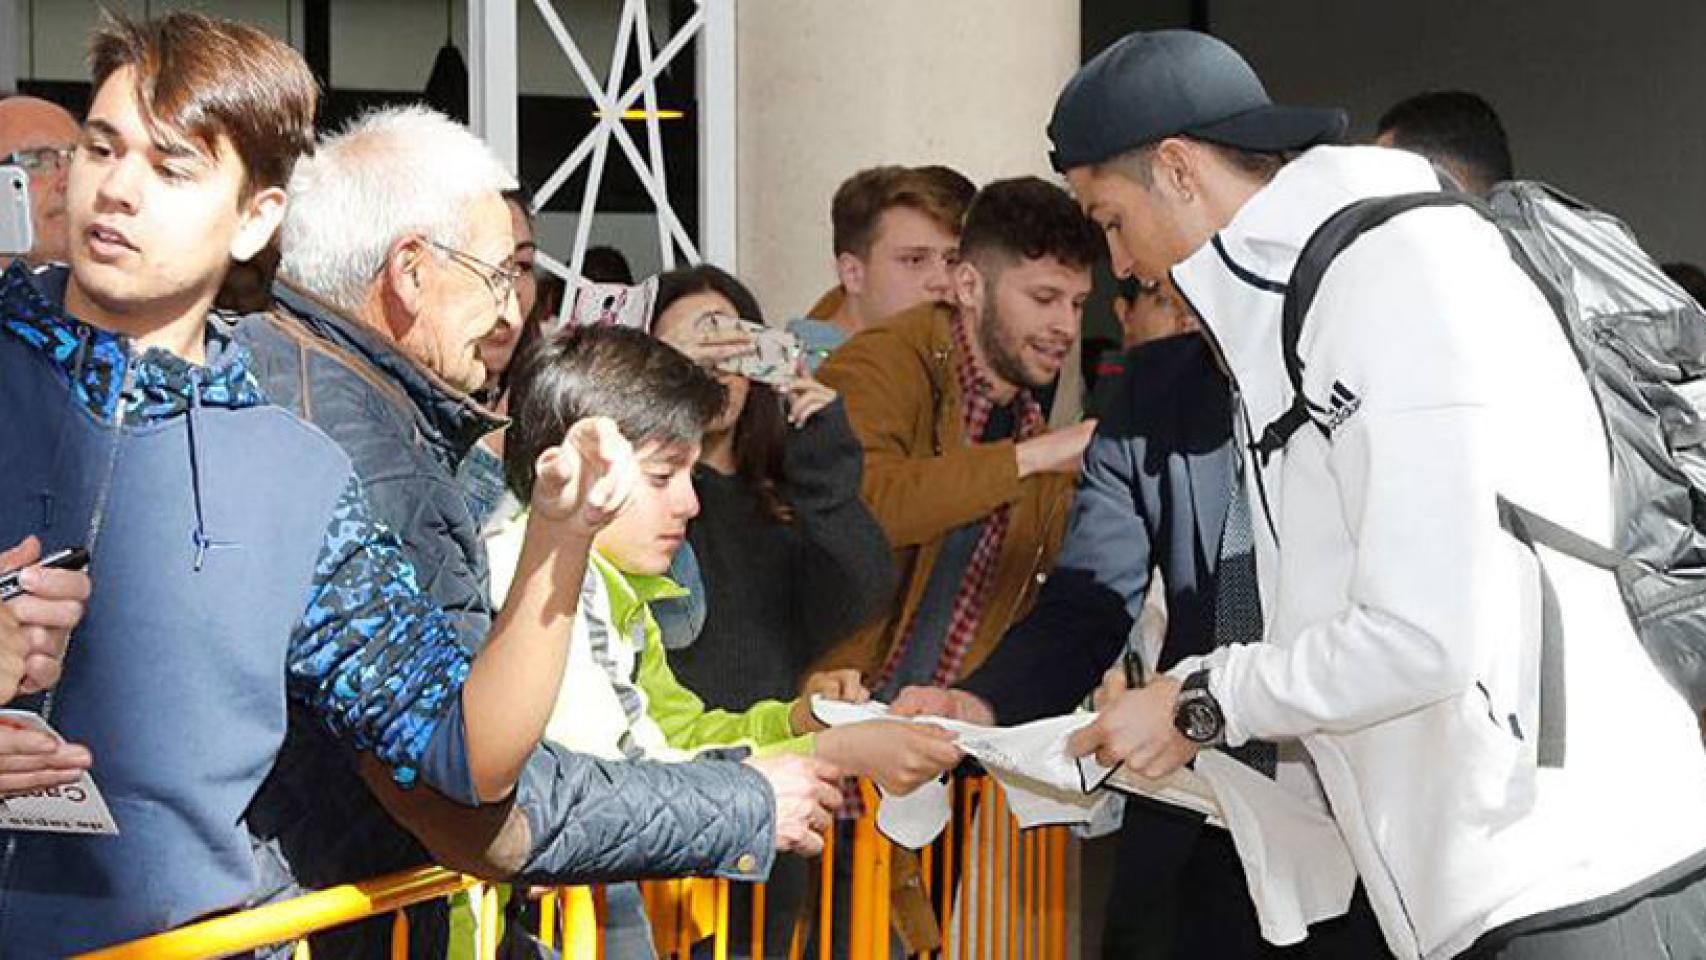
[811,697,1356,947]
[811,697,1197,843]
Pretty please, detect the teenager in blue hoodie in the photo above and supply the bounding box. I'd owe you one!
[0,14,639,955]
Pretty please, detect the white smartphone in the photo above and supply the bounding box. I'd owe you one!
[0,166,33,257]
[560,276,658,333]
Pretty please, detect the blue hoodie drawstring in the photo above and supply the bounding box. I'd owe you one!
[187,378,213,572]
[70,322,90,386]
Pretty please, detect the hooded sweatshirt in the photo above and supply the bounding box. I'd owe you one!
[0,263,474,956]
[1168,146,1706,959]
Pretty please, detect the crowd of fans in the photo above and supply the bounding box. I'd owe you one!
[3,11,1706,960]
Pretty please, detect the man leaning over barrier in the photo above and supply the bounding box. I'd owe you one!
[1057,30,1706,960]
[235,104,839,958]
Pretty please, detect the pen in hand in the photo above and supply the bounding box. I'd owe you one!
[1123,645,1146,688]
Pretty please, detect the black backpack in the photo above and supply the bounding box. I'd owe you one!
[1251,182,1706,767]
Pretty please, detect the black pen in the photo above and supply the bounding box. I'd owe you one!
[1123,645,1146,688]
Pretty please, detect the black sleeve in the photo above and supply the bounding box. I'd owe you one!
[513,741,777,884]
[959,420,1156,726]
[785,399,898,658]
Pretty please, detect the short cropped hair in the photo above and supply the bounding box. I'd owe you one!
[832,165,972,258]
[958,176,1103,275]
[90,12,317,197]
[503,324,726,502]
[1377,91,1514,194]
[279,105,517,313]
[1103,139,1289,190]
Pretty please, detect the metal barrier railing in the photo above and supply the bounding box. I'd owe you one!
[79,776,1072,960]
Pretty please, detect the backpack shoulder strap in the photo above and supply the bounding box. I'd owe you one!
[1252,190,1491,463]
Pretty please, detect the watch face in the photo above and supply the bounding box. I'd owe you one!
[1177,699,1223,744]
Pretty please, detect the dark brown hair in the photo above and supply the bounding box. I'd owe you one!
[958,176,1104,275]
[652,264,795,523]
[832,165,973,258]
[90,12,318,198]
[504,323,725,503]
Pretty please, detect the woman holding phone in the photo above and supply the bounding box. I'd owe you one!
[648,264,896,956]
[647,264,895,707]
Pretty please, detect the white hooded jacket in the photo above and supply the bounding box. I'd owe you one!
[1169,146,1706,959]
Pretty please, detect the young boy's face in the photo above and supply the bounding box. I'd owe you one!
[66,65,280,328]
[593,439,701,576]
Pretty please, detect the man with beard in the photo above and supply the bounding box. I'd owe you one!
[813,175,1097,953]
[814,175,1097,706]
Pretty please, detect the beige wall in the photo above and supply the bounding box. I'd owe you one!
[734,0,1081,319]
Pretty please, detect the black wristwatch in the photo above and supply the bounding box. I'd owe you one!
[1173,670,1226,746]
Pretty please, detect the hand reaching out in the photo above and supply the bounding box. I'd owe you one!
[790,669,869,734]
[746,752,842,857]
[815,720,962,796]
[1015,419,1098,478]
[529,417,640,537]
[890,685,996,726]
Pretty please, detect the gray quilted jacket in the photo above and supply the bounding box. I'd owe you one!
[236,283,776,958]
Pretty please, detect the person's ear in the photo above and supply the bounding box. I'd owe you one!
[229,185,287,263]
[1152,137,1197,205]
[836,251,866,297]
[378,236,429,341]
[952,258,984,311]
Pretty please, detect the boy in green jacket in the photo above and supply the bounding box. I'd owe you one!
[483,323,961,956]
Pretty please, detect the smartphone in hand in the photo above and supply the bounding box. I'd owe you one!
[0,166,33,258]
[695,313,803,388]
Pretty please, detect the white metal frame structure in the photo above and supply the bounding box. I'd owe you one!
[469,0,737,289]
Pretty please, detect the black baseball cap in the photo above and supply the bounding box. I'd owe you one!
[1048,30,1347,173]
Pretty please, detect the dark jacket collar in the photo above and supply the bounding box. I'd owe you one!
[0,261,265,423]
[271,278,505,462]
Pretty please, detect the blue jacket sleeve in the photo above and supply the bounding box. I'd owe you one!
[290,475,474,791]
[960,422,1155,725]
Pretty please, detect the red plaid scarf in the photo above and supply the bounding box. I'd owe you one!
[874,311,1046,691]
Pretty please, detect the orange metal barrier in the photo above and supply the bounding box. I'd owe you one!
[82,775,1071,960]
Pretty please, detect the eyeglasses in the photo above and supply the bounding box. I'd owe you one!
[4,147,72,174]
[423,238,525,312]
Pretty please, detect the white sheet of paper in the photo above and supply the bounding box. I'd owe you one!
[812,698,1357,947]
[0,710,118,836]
[1192,752,1357,946]
[811,697,1114,846]
[1078,753,1225,824]
[876,775,952,849]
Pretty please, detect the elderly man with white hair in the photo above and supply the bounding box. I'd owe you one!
[236,105,841,959]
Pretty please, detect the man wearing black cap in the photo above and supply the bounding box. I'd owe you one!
[1053,29,1706,960]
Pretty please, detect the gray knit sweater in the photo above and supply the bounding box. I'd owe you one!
[669,398,897,710]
